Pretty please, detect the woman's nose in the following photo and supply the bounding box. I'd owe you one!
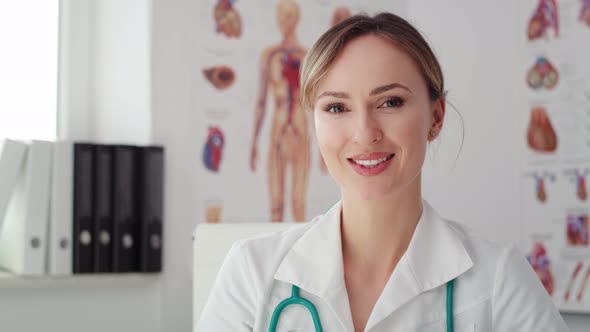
[352,110,383,145]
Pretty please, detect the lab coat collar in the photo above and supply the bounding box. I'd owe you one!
[403,200,474,291]
[274,200,474,330]
[365,200,474,330]
[274,201,345,298]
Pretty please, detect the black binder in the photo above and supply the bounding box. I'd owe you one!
[139,146,164,272]
[73,143,95,273]
[112,145,140,272]
[94,144,113,273]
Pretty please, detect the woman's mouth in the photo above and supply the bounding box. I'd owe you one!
[350,154,394,167]
[348,153,395,176]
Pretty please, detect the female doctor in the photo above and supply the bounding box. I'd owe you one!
[196,12,569,332]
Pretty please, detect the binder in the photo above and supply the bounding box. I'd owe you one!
[112,145,140,272]
[0,140,53,275]
[73,143,95,273]
[49,141,74,275]
[139,146,164,272]
[94,144,114,273]
[0,139,28,233]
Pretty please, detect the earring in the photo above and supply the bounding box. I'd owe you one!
[429,130,436,138]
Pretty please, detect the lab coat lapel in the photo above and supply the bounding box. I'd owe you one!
[365,201,474,330]
[274,201,355,331]
[274,201,344,296]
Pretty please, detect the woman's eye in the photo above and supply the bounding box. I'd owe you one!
[380,97,404,108]
[326,104,346,113]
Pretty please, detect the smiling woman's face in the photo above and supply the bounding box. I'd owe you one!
[313,34,442,200]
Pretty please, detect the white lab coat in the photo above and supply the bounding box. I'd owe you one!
[195,201,569,331]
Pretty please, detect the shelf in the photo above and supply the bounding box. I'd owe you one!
[0,270,161,287]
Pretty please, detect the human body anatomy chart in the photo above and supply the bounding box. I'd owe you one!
[521,0,590,313]
[193,0,406,223]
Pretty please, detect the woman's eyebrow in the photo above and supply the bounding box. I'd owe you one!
[316,83,412,101]
[369,83,411,96]
[316,91,350,100]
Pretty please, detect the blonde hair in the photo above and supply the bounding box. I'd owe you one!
[300,12,446,111]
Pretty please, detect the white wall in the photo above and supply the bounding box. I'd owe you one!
[92,0,152,144]
[58,0,92,140]
[151,0,198,330]
[59,0,152,144]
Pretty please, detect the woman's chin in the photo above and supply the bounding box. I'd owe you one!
[347,185,394,201]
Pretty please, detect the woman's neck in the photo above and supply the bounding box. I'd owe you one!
[340,182,423,277]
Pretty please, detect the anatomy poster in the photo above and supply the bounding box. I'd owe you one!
[520,0,590,313]
[192,0,407,223]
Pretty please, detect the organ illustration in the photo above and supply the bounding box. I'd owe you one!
[565,169,588,201]
[580,0,590,27]
[331,6,352,26]
[527,57,559,90]
[203,126,225,172]
[205,205,223,223]
[566,213,589,246]
[249,0,310,222]
[528,0,559,40]
[527,107,558,153]
[203,65,236,90]
[214,0,242,38]
[528,171,555,203]
[527,242,555,295]
[565,262,584,301]
[578,264,590,302]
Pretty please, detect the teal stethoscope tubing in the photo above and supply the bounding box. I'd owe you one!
[446,278,455,332]
[268,279,456,332]
[268,284,324,332]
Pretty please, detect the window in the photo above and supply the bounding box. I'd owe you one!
[0,1,59,141]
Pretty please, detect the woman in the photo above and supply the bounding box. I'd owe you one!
[196,12,568,332]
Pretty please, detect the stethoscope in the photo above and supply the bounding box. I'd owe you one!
[269,279,456,332]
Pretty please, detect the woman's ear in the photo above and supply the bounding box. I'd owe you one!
[428,97,446,141]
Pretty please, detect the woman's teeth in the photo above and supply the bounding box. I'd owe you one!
[352,155,393,167]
